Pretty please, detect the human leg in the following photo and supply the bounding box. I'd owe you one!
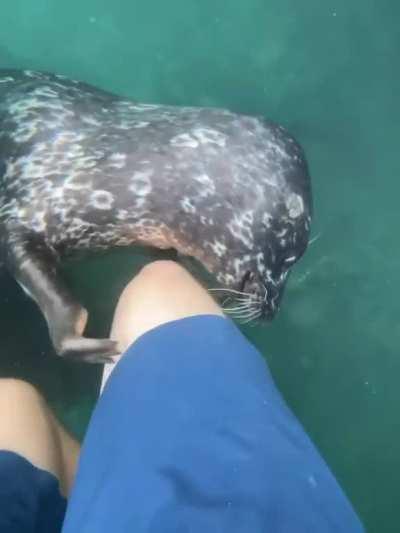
[0,378,79,497]
[102,260,224,388]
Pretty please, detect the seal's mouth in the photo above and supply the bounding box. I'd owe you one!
[239,269,288,322]
[210,270,289,324]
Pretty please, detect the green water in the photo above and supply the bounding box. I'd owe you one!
[0,1,398,531]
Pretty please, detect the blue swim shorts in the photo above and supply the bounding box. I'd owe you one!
[1,315,365,532]
[0,450,66,532]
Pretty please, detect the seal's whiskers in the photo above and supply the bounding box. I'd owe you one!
[240,308,263,324]
[209,288,253,298]
[222,302,254,313]
[226,304,263,320]
[309,232,322,246]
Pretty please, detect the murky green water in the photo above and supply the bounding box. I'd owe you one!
[1,1,398,531]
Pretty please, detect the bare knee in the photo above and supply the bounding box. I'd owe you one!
[0,377,37,392]
[132,259,221,311]
[0,378,43,406]
[138,259,190,281]
[0,378,52,440]
[0,378,79,497]
[110,259,224,354]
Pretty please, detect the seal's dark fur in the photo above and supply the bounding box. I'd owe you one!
[0,69,312,363]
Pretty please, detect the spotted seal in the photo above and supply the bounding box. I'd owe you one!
[0,69,312,363]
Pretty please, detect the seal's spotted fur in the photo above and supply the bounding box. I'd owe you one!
[0,69,312,363]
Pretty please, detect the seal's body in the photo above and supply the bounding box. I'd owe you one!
[0,69,312,363]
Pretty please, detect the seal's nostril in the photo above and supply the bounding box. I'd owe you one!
[239,270,253,292]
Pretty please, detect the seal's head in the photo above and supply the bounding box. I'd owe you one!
[210,196,311,322]
[203,129,313,323]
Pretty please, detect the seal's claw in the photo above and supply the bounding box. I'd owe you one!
[58,337,119,365]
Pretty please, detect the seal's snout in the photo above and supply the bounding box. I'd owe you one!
[260,283,280,320]
[259,271,290,320]
[239,267,289,321]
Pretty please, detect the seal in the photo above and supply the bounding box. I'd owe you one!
[0,69,312,363]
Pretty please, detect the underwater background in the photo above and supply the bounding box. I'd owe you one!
[0,1,398,531]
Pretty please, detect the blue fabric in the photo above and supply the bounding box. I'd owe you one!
[0,450,66,533]
[62,315,364,532]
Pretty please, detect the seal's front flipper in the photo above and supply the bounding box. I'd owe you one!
[58,336,119,364]
[5,233,119,364]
